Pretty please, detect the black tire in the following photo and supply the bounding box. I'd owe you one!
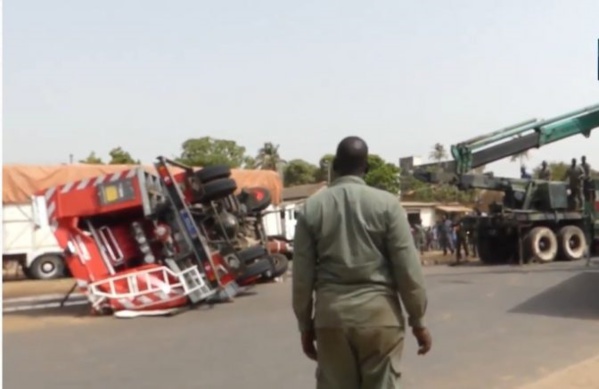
[28,254,66,280]
[197,178,238,203]
[194,166,231,183]
[557,225,586,261]
[238,187,272,213]
[524,227,558,263]
[262,254,289,280]
[237,258,272,283]
[237,245,268,264]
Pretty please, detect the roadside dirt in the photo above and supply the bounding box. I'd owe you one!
[3,305,100,334]
[517,355,599,389]
[3,278,77,299]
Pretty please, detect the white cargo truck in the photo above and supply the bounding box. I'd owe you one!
[2,196,67,280]
[262,202,301,243]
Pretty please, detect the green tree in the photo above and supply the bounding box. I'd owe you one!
[255,142,286,171]
[177,137,247,168]
[532,161,571,181]
[283,159,318,186]
[108,147,139,164]
[364,154,401,194]
[79,151,104,164]
[242,156,257,169]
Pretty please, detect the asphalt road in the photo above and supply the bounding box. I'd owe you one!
[4,260,599,389]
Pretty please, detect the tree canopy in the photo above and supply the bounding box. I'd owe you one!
[75,137,595,205]
[283,159,319,187]
[108,147,139,164]
[364,154,401,194]
[79,151,104,165]
[79,148,139,165]
[176,137,247,168]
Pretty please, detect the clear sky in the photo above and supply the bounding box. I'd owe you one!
[4,0,599,176]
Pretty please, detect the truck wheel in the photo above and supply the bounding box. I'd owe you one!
[263,254,289,280]
[557,225,586,261]
[237,245,268,264]
[525,227,558,263]
[237,258,272,284]
[197,178,238,203]
[194,166,231,183]
[28,254,66,280]
[238,187,272,213]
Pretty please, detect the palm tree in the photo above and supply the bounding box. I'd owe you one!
[255,142,286,171]
[429,143,448,162]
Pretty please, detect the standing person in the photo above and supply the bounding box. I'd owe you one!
[520,166,532,179]
[563,158,584,210]
[437,216,454,256]
[537,161,551,180]
[453,217,470,265]
[581,156,594,204]
[444,215,455,254]
[292,136,432,389]
[413,221,426,255]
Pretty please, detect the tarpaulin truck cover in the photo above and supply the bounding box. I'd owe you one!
[2,164,283,205]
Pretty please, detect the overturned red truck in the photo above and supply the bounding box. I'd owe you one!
[41,157,289,316]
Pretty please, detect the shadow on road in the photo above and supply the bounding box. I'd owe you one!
[427,262,598,278]
[509,271,599,320]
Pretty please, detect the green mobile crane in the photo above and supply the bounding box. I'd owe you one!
[412,103,599,264]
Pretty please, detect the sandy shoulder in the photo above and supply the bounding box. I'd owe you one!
[3,278,76,299]
[517,355,599,389]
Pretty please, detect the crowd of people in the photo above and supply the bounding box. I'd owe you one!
[410,212,481,264]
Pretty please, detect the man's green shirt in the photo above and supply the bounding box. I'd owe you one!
[292,176,428,332]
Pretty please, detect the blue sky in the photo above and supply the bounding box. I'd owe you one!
[4,0,599,176]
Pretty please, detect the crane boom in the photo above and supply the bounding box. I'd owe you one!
[413,103,599,184]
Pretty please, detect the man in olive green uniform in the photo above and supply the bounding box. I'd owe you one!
[563,158,584,210]
[537,161,551,180]
[412,221,426,255]
[453,217,469,265]
[292,136,431,389]
[581,156,594,204]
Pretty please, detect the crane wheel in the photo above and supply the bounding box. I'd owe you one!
[557,225,586,261]
[524,227,558,263]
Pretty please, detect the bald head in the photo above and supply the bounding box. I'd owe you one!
[333,136,369,176]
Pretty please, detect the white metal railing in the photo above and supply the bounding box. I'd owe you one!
[87,265,214,303]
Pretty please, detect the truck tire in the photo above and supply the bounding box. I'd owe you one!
[239,187,272,213]
[194,166,231,183]
[525,227,558,263]
[262,253,289,280]
[236,257,272,284]
[197,178,238,203]
[557,225,586,261]
[28,254,66,280]
[237,245,268,263]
